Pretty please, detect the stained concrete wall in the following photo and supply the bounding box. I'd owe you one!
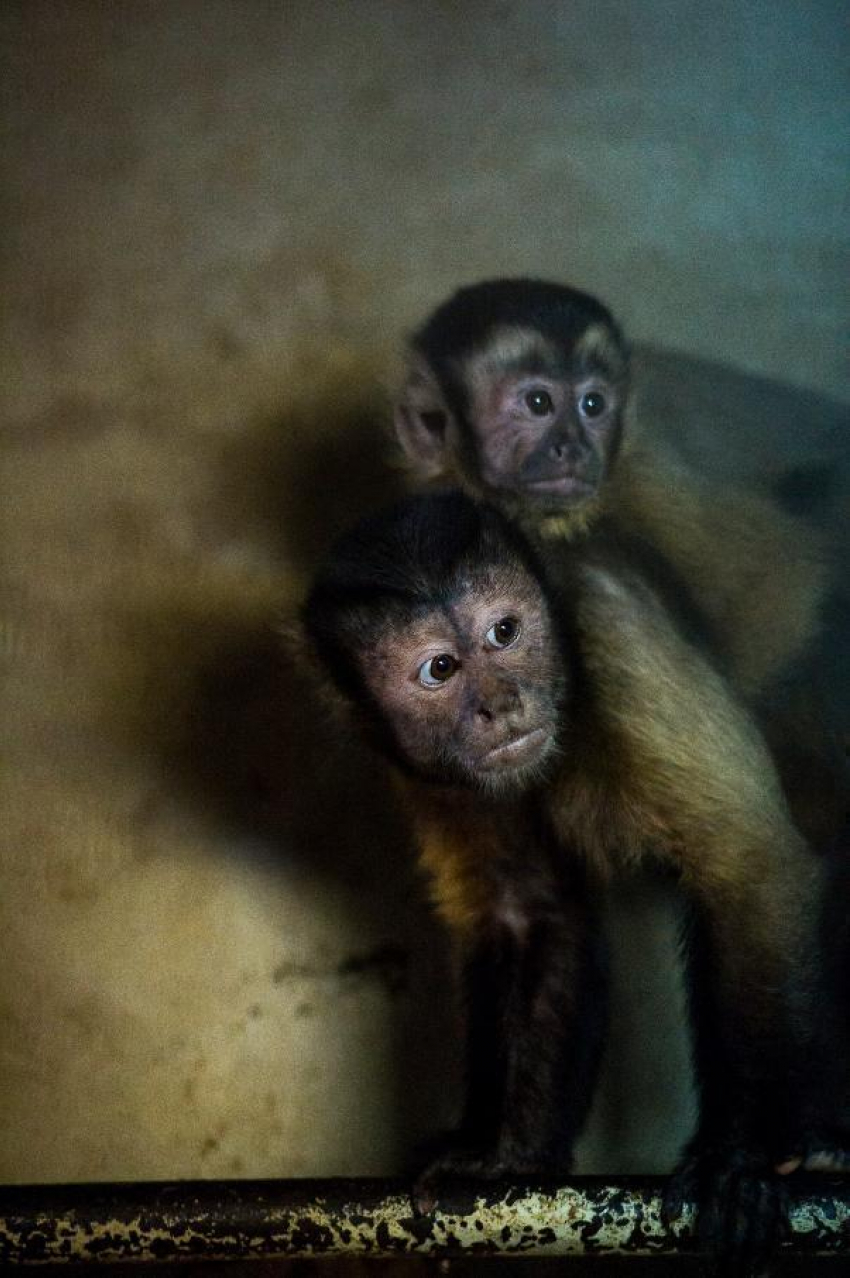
[0,1,847,1183]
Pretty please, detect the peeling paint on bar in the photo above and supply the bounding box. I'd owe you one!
[0,1177,847,1263]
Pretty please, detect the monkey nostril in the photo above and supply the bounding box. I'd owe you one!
[478,690,521,723]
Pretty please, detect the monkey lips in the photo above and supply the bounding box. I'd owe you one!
[475,725,553,773]
[522,475,596,502]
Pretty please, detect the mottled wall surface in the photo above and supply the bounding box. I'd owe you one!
[0,1,846,1183]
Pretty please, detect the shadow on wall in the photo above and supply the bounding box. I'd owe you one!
[93,381,461,1169]
[212,398,410,573]
[174,395,412,876]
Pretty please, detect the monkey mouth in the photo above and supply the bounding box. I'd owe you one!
[522,476,594,502]
[477,727,551,771]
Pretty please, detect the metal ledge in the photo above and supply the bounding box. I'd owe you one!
[0,1176,848,1264]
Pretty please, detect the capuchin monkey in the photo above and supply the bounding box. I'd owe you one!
[302,490,849,1270]
[393,278,833,711]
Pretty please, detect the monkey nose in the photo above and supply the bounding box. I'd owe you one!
[549,434,582,465]
[476,687,522,721]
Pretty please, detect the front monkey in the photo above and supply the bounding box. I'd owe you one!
[302,489,847,1265]
[304,491,607,1180]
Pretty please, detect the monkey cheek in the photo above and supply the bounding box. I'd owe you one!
[478,455,519,496]
[392,714,453,781]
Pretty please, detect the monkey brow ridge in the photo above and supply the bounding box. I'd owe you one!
[465,326,559,373]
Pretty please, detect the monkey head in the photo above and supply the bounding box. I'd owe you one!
[395,279,629,529]
[303,491,569,794]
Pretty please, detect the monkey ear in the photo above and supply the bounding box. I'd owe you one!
[280,614,353,724]
[393,358,455,479]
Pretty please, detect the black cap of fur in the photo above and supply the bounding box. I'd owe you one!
[411,277,625,371]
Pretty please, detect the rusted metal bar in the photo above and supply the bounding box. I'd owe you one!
[0,1176,847,1264]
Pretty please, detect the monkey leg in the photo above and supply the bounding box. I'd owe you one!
[661,788,847,1266]
[663,847,849,1271]
[771,819,850,1178]
[412,820,608,1215]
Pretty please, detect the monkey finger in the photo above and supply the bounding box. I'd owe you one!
[410,1142,495,1216]
[777,1126,850,1173]
[661,1165,698,1227]
[723,1174,789,1276]
[664,1143,790,1273]
[802,1145,850,1171]
[411,1176,439,1218]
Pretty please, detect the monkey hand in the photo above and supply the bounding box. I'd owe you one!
[411,1133,572,1216]
[663,1138,791,1276]
[775,1125,850,1174]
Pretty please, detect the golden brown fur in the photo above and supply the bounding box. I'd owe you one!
[608,429,828,695]
[413,795,530,937]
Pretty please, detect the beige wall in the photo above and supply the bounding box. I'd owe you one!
[0,0,846,1182]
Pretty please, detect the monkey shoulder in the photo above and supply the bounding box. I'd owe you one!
[548,550,794,859]
[609,442,830,693]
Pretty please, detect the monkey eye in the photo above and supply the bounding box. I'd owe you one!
[485,616,521,648]
[418,653,459,687]
[578,390,606,418]
[524,389,554,417]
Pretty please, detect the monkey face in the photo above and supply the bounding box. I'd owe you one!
[395,283,629,525]
[460,327,624,511]
[357,567,566,794]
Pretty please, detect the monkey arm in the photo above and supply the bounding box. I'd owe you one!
[459,868,608,1171]
[672,845,850,1275]
[409,795,607,1210]
[571,562,848,1263]
[577,562,844,1121]
[684,836,836,1134]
